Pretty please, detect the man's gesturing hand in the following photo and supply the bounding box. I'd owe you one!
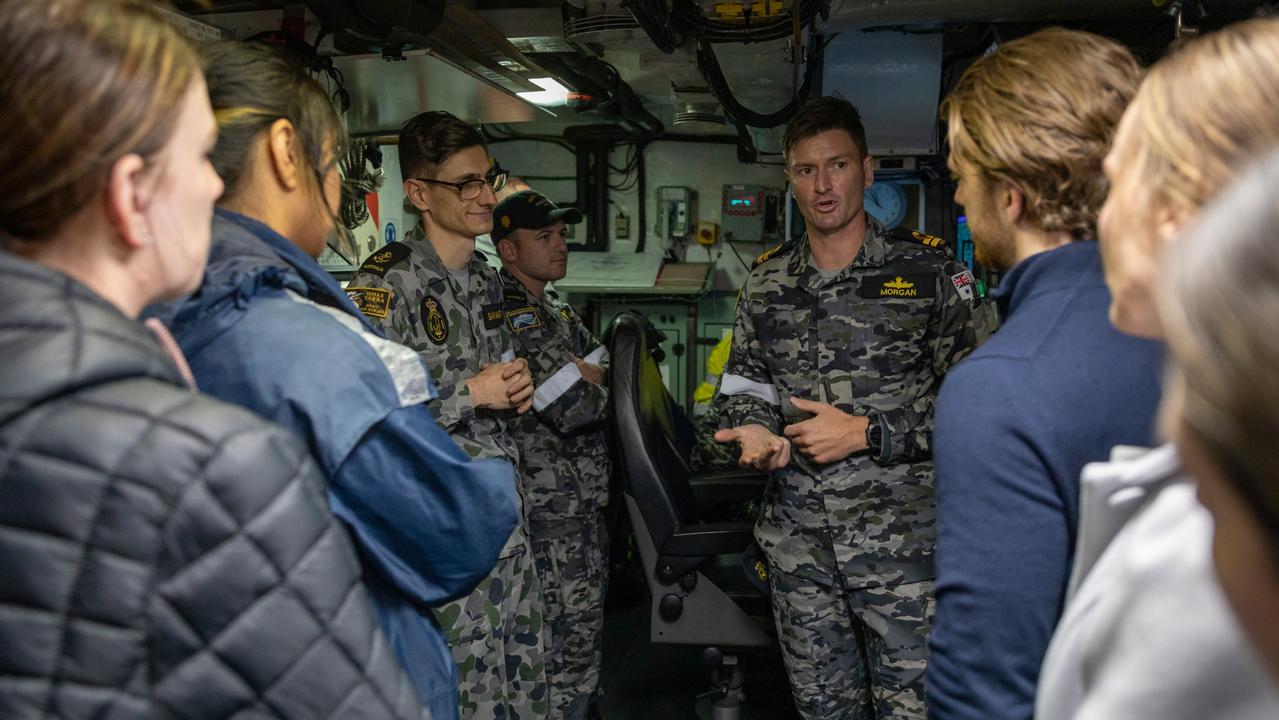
[782,397,870,465]
[714,423,792,471]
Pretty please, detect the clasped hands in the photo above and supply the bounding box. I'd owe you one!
[466,358,535,413]
[713,397,870,470]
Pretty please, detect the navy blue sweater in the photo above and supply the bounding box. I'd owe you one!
[925,241,1164,720]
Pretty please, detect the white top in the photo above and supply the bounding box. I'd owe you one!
[1036,444,1279,720]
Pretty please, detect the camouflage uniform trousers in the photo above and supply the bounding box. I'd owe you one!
[768,568,933,720]
[432,546,550,720]
[529,512,608,720]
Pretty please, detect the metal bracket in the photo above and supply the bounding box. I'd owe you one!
[1165,0,1202,39]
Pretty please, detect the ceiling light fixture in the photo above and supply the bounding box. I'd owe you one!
[516,77,571,107]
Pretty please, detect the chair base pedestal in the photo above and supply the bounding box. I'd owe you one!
[705,651,745,720]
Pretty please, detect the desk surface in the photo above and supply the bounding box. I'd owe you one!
[557,260,712,296]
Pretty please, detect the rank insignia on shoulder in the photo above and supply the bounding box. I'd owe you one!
[888,226,952,255]
[420,295,449,344]
[752,238,797,269]
[950,270,977,303]
[358,242,411,277]
[506,306,542,334]
[560,306,577,324]
[910,230,946,248]
[481,302,504,330]
[345,287,392,319]
[857,273,938,299]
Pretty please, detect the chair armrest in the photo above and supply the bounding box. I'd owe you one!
[661,521,756,557]
[688,470,768,506]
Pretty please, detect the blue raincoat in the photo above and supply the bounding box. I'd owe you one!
[164,210,518,720]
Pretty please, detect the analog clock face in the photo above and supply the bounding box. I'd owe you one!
[864,181,909,229]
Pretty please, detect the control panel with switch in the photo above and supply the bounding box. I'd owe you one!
[721,184,783,242]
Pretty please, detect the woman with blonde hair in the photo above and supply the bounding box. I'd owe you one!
[0,1,421,717]
[1035,17,1279,720]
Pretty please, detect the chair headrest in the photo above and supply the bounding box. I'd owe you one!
[607,311,700,529]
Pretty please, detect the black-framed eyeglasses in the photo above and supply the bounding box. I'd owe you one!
[413,169,508,200]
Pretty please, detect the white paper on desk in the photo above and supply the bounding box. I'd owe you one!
[555,252,664,291]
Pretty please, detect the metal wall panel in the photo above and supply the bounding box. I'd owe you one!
[821,30,943,156]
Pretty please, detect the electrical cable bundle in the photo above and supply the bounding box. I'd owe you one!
[246,30,351,113]
[696,34,830,127]
[671,0,823,43]
[609,143,642,190]
[622,0,683,53]
[484,123,576,153]
[617,0,828,128]
[339,138,384,230]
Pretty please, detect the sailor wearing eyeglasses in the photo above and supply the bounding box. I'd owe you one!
[346,110,551,720]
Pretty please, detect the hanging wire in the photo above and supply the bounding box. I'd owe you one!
[339,138,385,230]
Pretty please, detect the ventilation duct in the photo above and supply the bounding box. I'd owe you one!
[669,86,728,133]
[563,6,656,52]
[671,106,728,127]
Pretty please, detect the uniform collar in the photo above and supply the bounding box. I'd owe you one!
[499,266,556,312]
[499,266,529,299]
[409,221,491,294]
[406,221,445,277]
[790,216,887,295]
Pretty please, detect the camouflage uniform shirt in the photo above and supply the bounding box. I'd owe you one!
[499,269,611,531]
[347,224,527,556]
[721,218,983,588]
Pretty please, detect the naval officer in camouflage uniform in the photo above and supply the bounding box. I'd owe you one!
[715,97,984,720]
[492,190,611,720]
[346,111,549,720]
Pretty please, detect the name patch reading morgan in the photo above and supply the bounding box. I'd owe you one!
[357,242,411,277]
[482,302,505,330]
[506,306,542,334]
[858,274,937,299]
[421,295,449,344]
[345,287,392,319]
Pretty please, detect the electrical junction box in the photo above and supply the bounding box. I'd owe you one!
[657,186,694,240]
[721,184,783,242]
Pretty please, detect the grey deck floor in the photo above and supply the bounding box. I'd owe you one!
[598,569,801,720]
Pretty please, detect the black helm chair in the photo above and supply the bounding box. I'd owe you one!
[606,311,776,718]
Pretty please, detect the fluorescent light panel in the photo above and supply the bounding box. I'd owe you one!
[516,77,571,107]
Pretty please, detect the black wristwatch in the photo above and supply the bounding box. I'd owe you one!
[865,415,883,456]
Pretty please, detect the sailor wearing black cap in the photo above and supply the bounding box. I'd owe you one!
[494,190,611,720]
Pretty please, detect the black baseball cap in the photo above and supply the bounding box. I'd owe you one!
[492,190,583,243]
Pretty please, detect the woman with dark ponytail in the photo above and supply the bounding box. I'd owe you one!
[166,40,520,720]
